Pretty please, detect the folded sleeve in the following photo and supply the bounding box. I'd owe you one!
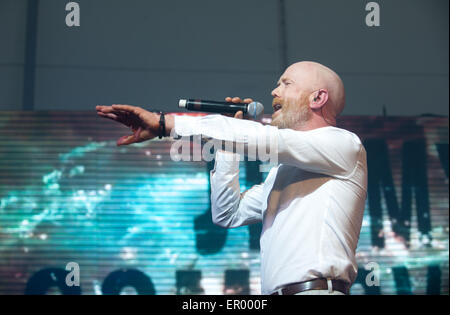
[210,150,264,228]
[174,114,363,179]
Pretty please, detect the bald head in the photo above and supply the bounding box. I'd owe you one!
[286,61,346,117]
[271,61,346,130]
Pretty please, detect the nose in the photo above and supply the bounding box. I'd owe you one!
[271,86,280,98]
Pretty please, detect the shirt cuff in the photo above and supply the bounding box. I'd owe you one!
[173,115,199,137]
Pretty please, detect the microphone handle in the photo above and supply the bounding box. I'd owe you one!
[185,99,248,114]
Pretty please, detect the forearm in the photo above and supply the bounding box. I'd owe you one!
[210,150,242,228]
[211,150,263,228]
[171,114,277,162]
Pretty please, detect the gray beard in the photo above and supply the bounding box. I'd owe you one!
[271,105,311,129]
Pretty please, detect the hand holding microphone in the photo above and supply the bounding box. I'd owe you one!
[225,97,251,119]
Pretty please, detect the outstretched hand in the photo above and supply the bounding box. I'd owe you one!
[96,104,162,146]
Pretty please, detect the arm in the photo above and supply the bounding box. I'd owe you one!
[173,114,363,179]
[210,150,263,228]
[96,98,262,229]
[96,102,362,178]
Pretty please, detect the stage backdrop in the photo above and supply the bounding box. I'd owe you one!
[0,112,448,295]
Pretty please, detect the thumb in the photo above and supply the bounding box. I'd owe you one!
[234,111,244,119]
[117,134,136,146]
[117,127,142,146]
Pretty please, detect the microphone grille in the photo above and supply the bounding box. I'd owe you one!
[247,102,264,120]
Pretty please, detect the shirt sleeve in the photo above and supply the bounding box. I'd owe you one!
[210,150,264,228]
[174,114,363,179]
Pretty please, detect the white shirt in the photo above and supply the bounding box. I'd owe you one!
[174,114,368,294]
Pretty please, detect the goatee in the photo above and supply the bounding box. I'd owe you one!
[271,99,311,129]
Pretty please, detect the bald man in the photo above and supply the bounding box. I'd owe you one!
[96,61,368,295]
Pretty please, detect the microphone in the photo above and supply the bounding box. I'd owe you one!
[178,99,264,120]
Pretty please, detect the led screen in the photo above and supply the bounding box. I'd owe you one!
[0,112,448,294]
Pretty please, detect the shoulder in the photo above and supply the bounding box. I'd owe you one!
[308,126,363,147]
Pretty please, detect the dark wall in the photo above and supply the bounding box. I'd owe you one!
[0,0,448,115]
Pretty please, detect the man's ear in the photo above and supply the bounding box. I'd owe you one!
[310,89,328,110]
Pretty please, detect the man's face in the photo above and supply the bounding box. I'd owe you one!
[270,68,312,129]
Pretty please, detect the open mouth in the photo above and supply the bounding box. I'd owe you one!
[273,104,282,113]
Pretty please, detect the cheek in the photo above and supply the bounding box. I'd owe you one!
[283,94,297,108]
[287,90,306,106]
[281,101,293,114]
[284,89,299,102]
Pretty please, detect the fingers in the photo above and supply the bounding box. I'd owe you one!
[97,104,130,111]
[110,104,158,130]
[111,104,143,116]
[97,105,142,117]
[96,105,125,113]
[225,97,253,104]
[96,105,127,117]
[224,97,253,119]
[97,105,142,127]
[97,108,134,127]
[225,97,243,103]
[97,111,119,120]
